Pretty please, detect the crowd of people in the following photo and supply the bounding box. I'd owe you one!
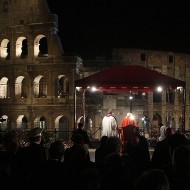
[0,112,190,190]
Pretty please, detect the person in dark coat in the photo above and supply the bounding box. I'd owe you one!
[151,127,175,169]
[65,133,94,176]
[160,133,190,189]
[135,169,170,190]
[95,136,108,164]
[123,126,151,177]
[71,123,91,147]
[169,144,190,190]
[15,127,48,189]
[31,140,75,190]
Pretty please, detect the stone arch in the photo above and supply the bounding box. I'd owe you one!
[55,115,69,140]
[34,35,48,57]
[33,75,47,98]
[16,115,27,129]
[0,77,9,99]
[15,76,27,98]
[0,38,9,59]
[56,75,69,98]
[16,36,28,58]
[0,115,8,130]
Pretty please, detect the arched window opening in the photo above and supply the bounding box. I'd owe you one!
[3,0,8,12]
[39,37,48,57]
[55,115,69,140]
[40,116,46,129]
[39,77,47,97]
[0,115,8,131]
[166,88,175,104]
[15,76,27,98]
[0,39,10,59]
[16,115,27,129]
[34,116,46,129]
[22,78,27,98]
[153,91,162,103]
[56,75,69,98]
[21,39,28,58]
[16,37,28,58]
[34,35,48,57]
[33,75,47,98]
[6,41,10,60]
[0,77,9,99]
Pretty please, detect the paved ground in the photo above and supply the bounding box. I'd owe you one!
[89,148,95,162]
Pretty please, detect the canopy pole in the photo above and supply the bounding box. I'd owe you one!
[83,89,86,129]
[182,88,186,133]
[74,86,77,130]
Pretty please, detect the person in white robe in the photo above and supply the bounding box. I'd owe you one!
[158,123,167,141]
[101,109,118,137]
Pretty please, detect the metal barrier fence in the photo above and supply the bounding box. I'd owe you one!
[1,127,186,150]
[0,129,75,149]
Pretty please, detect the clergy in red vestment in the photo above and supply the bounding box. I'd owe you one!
[119,113,137,151]
[121,113,137,127]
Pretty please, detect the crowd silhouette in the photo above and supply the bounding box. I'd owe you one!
[0,125,190,190]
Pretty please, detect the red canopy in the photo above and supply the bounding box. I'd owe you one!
[75,65,185,92]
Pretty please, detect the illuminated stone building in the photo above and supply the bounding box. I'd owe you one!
[0,0,83,139]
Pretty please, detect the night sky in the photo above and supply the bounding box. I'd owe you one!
[47,0,190,58]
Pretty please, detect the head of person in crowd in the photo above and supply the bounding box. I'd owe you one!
[99,136,108,147]
[134,126,140,134]
[165,127,175,139]
[77,122,84,130]
[49,140,65,162]
[72,123,90,145]
[71,133,84,145]
[27,127,43,144]
[106,136,122,154]
[135,169,170,190]
[172,144,190,175]
[167,132,190,157]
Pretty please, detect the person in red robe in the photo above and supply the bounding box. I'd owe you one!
[119,113,137,151]
[121,113,137,127]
